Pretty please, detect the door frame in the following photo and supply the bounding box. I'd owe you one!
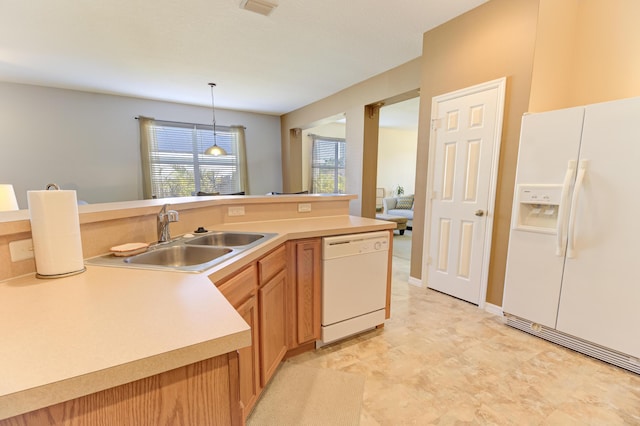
[421,77,506,309]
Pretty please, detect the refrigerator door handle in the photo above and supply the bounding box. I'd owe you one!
[556,160,577,256]
[566,159,589,258]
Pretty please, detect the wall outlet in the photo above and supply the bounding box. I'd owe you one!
[228,206,245,216]
[298,203,311,213]
[9,239,34,262]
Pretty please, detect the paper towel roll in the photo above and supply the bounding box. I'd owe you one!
[28,189,85,278]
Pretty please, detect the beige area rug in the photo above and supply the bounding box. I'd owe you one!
[392,230,412,260]
[247,361,365,426]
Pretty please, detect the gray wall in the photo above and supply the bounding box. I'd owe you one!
[0,82,282,208]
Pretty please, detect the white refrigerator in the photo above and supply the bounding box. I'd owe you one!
[503,96,640,374]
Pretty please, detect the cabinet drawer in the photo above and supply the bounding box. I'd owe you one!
[217,264,258,308]
[258,245,286,284]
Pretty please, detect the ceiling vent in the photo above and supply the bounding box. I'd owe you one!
[240,0,278,16]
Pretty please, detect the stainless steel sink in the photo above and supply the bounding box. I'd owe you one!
[85,230,277,272]
[185,232,266,247]
[124,245,233,267]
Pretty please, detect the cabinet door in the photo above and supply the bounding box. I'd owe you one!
[258,269,288,386]
[235,296,260,418]
[294,239,321,344]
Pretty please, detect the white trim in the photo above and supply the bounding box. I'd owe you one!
[408,276,422,287]
[422,77,507,309]
[484,303,503,316]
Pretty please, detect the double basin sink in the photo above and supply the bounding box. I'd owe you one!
[86,231,277,273]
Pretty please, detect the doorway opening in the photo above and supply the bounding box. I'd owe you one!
[376,97,419,260]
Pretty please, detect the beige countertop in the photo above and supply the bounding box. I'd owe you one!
[0,215,394,420]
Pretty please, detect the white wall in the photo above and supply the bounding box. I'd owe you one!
[0,82,282,208]
[376,127,418,198]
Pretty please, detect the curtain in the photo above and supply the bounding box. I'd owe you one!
[138,116,155,199]
[232,125,249,194]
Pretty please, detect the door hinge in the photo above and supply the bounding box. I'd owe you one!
[431,118,442,130]
[427,256,433,265]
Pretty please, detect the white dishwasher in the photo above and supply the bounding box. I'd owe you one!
[319,231,390,346]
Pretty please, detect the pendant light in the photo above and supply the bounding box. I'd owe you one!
[0,184,19,211]
[204,82,227,156]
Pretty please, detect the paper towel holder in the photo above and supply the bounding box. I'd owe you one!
[29,184,87,279]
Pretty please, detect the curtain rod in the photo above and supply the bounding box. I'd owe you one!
[134,116,246,129]
[308,133,346,142]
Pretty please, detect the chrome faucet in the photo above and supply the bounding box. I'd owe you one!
[157,204,179,243]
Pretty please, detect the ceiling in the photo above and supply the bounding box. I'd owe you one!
[0,0,486,116]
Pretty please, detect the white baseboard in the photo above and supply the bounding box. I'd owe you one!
[408,276,422,287]
[484,303,503,316]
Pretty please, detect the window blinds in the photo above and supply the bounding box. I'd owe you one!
[311,136,346,194]
[141,119,242,199]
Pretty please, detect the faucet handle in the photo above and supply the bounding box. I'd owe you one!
[166,210,179,223]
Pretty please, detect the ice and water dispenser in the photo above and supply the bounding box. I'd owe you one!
[513,185,562,233]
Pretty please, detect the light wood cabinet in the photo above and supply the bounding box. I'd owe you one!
[0,353,242,426]
[257,246,288,387]
[286,238,322,349]
[216,244,289,418]
[215,264,260,419]
[235,295,260,417]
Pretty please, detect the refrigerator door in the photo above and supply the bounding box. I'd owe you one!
[556,96,640,358]
[502,107,584,328]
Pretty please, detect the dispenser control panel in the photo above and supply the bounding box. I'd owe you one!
[514,184,563,233]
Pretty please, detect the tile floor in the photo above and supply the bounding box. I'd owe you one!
[288,256,640,425]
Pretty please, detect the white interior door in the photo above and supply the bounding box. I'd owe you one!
[424,79,505,305]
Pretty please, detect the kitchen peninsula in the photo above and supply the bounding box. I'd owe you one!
[0,194,395,425]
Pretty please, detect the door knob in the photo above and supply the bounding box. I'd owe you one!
[475,210,485,217]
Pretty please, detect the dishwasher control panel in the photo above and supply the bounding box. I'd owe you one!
[323,231,389,259]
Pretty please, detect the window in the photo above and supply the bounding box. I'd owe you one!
[311,135,346,194]
[138,118,248,199]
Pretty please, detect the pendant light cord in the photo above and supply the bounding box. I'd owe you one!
[204,82,227,156]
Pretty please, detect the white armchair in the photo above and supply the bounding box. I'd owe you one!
[382,195,414,228]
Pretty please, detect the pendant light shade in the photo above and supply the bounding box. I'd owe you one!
[204,82,227,156]
[204,144,226,156]
[0,184,19,211]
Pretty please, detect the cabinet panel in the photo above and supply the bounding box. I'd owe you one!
[0,354,240,426]
[258,269,288,387]
[295,239,321,344]
[236,296,260,418]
